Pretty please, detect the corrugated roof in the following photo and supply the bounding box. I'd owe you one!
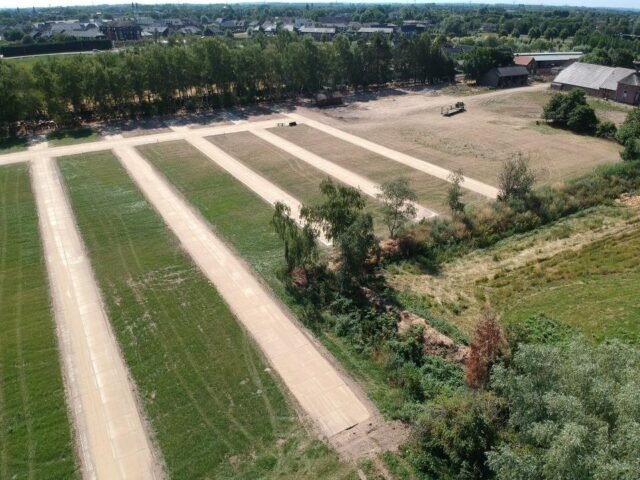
[516,52,583,62]
[553,63,635,91]
[619,73,640,87]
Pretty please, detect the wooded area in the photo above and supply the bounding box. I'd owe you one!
[0,32,454,135]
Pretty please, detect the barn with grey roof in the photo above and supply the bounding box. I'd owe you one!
[552,62,640,106]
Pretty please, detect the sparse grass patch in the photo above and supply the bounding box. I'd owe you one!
[47,128,100,146]
[0,164,78,479]
[58,151,351,479]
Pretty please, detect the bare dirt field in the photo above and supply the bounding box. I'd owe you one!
[271,124,487,215]
[297,85,622,187]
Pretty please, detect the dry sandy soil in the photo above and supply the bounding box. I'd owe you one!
[297,84,622,187]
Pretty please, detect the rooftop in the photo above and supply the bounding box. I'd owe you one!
[553,62,635,91]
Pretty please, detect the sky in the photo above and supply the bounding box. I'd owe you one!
[1,0,639,10]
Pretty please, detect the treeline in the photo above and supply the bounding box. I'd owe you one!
[0,32,454,135]
[0,39,112,58]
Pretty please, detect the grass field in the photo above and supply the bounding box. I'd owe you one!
[47,128,101,147]
[140,141,413,475]
[0,164,78,479]
[58,151,353,479]
[271,124,487,215]
[483,219,640,344]
[388,204,640,343]
[208,133,390,235]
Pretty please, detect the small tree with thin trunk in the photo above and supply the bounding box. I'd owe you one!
[465,310,504,390]
[497,153,536,203]
[447,169,466,216]
[376,177,417,238]
[271,202,318,275]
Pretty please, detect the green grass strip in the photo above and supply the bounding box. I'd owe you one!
[0,164,78,479]
[58,151,352,479]
[139,140,407,416]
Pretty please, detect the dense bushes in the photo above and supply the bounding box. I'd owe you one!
[397,157,640,266]
[488,340,640,480]
[543,89,599,134]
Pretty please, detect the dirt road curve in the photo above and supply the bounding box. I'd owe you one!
[285,112,500,199]
[252,128,438,220]
[31,156,160,480]
[185,136,330,245]
[115,145,372,438]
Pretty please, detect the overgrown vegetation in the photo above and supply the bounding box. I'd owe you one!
[0,164,78,479]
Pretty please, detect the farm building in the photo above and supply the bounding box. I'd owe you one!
[298,26,336,40]
[479,66,529,88]
[552,62,640,105]
[514,52,583,75]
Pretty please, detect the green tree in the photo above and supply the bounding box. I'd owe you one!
[567,104,598,134]
[300,178,366,241]
[336,213,377,288]
[271,202,318,274]
[488,340,640,480]
[497,153,536,203]
[447,169,466,216]
[376,177,417,238]
[462,47,512,81]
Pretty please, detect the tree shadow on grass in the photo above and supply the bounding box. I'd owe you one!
[47,127,96,142]
[0,137,28,153]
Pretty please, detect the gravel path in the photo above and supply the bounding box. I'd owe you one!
[185,136,331,245]
[252,129,438,220]
[114,145,372,438]
[31,156,160,480]
[285,112,500,198]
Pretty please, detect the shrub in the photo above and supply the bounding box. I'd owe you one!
[567,103,598,134]
[595,120,617,139]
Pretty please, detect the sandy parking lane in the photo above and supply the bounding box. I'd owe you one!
[115,145,371,438]
[31,156,159,480]
[285,112,499,199]
[252,128,437,221]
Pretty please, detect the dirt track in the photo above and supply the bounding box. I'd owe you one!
[185,136,330,245]
[31,156,159,480]
[284,112,500,198]
[114,145,372,438]
[252,128,438,220]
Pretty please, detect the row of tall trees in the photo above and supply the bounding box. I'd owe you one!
[0,32,455,135]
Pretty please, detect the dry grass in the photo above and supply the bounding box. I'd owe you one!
[387,205,639,338]
[310,87,622,187]
[208,131,390,235]
[271,124,486,215]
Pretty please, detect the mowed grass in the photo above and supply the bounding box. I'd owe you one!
[47,128,101,147]
[0,164,78,479]
[208,132,390,236]
[480,222,640,344]
[58,151,353,479]
[270,124,486,215]
[139,141,406,413]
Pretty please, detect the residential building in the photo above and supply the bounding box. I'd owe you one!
[100,21,141,41]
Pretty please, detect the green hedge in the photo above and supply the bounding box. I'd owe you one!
[0,40,112,57]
